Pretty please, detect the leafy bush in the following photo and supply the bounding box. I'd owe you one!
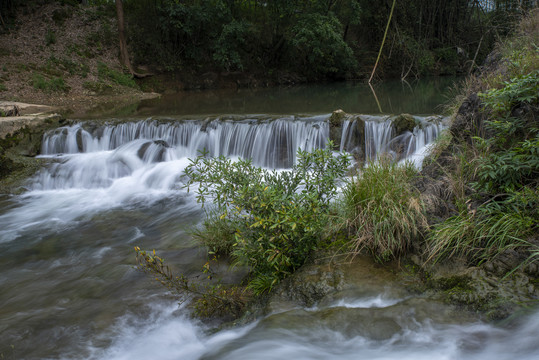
[213,19,253,71]
[32,74,69,93]
[341,158,426,261]
[134,247,246,318]
[480,70,539,114]
[290,13,357,77]
[97,62,137,88]
[475,135,539,192]
[184,144,350,294]
[474,70,539,192]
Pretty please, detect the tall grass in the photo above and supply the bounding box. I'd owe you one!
[425,207,533,264]
[341,158,427,261]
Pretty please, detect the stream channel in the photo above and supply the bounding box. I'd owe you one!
[1,78,538,359]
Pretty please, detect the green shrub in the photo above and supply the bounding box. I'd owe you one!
[45,29,56,46]
[475,71,539,192]
[290,13,357,77]
[0,82,6,92]
[475,134,539,192]
[97,62,137,88]
[213,19,252,71]
[191,208,239,255]
[480,70,539,114]
[341,158,426,261]
[134,246,247,319]
[32,74,69,93]
[184,144,350,294]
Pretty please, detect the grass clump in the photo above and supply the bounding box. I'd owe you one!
[32,74,69,93]
[83,80,113,95]
[45,29,56,46]
[426,193,537,264]
[341,158,427,261]
[97,61,137,88]
[47,55,90,77]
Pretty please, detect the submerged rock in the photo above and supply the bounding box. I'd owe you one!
[417,255,539,321]
[137,140,171,162]
[392,113,417,135]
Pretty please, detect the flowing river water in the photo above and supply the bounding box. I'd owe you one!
[1,79,538,359]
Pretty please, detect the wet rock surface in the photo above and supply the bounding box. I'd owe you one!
[392,113,417,135]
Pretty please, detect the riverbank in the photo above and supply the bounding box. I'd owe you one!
[155,10,538,325]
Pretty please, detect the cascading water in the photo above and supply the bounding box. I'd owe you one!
[41,116,329,169]
[1,113,537,360]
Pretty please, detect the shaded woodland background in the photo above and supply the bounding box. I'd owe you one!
[1,0,537,81]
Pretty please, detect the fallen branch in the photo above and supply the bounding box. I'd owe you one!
[369,0,397,84]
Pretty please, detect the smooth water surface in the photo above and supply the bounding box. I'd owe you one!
[86,77,462,118]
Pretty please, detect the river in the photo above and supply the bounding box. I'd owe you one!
[1,79,538,359]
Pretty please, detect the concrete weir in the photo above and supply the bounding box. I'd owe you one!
[0,101,59,140]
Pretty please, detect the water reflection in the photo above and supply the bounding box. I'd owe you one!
[100,77,461,118]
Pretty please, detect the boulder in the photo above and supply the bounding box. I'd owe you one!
[392,113,416,135]
[328,109,347,149]
[0,105,20,117]
[450,93,487,142]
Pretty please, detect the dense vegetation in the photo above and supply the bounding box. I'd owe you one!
[2,0,536,81]
[425,11,538,266]
[135,9,538,316]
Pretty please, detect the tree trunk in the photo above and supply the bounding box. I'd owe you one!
[115,0,134,73]
[115,0,151,78]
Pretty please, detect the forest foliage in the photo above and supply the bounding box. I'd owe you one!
[2,0,536,80]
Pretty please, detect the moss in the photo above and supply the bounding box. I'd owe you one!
[392,113,417,135]
[433,275,472,291]
[83,80,114,95]
[0,115,66,190]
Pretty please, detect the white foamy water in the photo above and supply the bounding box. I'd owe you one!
[79,300,539,360]
[6,114,532,360]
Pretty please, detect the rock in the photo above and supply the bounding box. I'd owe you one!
[0,105,20,117]
[328,109,347,149]
[425,259,539,321]
[75,128,84,152]
[392,113,416,135]
[200,117,212,132]
[450,93,487,142]
[271,263,345,308]
[137,140,171,162]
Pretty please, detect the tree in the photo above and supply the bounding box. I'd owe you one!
[115,0,149,78]
[115,0,133,73]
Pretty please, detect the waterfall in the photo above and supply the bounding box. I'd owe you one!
[364,118,394,161]
[42,117,329,169]
[35,115,445,192]
[339,115,445,165]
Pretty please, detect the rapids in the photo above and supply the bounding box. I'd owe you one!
[0,111,537,359]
